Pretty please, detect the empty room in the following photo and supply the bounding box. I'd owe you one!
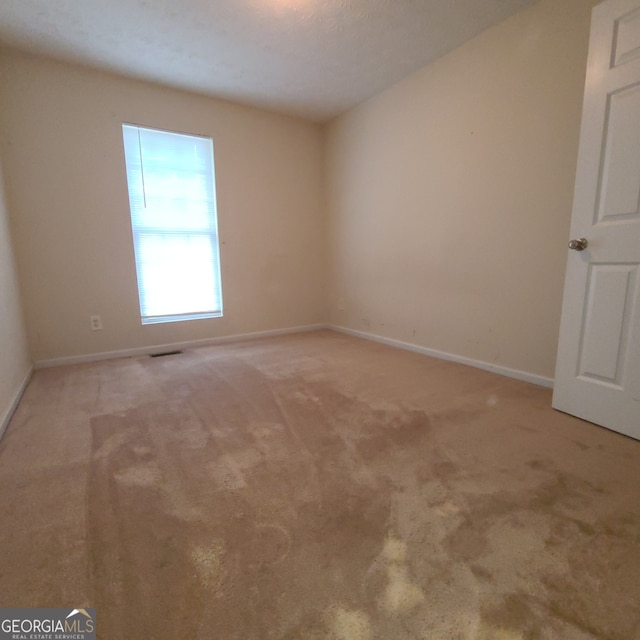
[0,0,639,638]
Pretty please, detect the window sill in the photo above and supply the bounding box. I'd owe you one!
[141,311,223,325]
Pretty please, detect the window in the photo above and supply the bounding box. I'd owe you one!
[122,124,223,325]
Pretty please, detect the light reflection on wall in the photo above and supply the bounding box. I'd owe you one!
[267,0,313,11]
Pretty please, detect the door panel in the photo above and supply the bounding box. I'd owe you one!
[613,7,640,66]
[578,264,637,384]
[597,84,640,222]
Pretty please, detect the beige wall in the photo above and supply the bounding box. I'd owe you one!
[0,0,600,378]
[325,0,598,379]
[0,153,31,428]
[0,50,326,363]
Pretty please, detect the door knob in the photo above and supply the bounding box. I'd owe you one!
[568,238,588,251]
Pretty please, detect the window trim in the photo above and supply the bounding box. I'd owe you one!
[122,123,224,326]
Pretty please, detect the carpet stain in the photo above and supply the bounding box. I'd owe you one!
[433,500,462,516]
[381,535,407,564]
[114,462,162,487]
[330,607,373,640]
[481,592,542,638]
[1,331,638,639]
[191,542,227,593]
[382,564,425,615]
[478,627,526,640]
[208,454,248,490]
[378,535,425,616]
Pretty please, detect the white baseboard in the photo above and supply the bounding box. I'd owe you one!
[33,323,554,389]
[34,324,328,369]
[329,325,554,388]
[0,365,34,441]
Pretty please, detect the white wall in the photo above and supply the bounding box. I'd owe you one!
[0,50,326,363]
[0,153,31,431]
[325,0,599,379]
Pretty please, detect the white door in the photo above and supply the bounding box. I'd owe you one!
[553,0,640,440]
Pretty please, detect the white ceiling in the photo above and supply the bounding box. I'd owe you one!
[0,0,538,122]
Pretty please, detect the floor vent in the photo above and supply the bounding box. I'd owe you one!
[150,350,183,358]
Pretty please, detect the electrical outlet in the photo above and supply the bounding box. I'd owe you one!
[90,315,102,331]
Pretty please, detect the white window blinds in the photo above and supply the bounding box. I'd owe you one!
[122,124,223,325]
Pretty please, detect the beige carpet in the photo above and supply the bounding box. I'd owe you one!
[0,330,638,639]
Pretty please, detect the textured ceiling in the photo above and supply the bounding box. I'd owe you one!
[0,0,538,121]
